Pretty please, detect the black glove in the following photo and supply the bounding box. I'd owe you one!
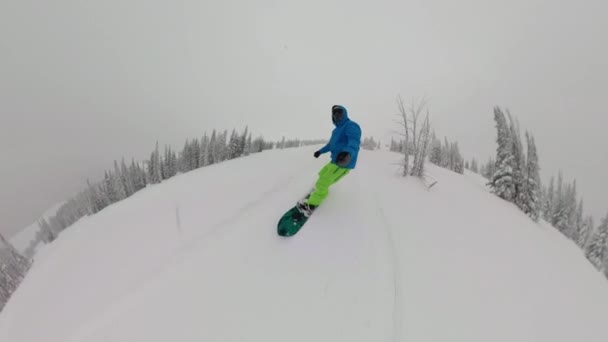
[314,150,321,158]
[336,152,351,167]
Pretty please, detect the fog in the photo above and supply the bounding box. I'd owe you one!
[1,0,606,236]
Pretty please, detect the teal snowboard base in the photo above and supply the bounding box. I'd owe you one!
[277,206,310,237]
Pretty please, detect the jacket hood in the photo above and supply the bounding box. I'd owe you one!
[332,105,349,127]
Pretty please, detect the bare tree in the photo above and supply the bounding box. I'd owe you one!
[395,96,433,178]
[396,96,410,176]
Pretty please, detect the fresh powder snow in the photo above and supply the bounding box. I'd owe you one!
[1,147,607,342]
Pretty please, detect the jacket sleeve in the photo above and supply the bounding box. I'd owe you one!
[318,143,331,154]
[342,123,361,156]
[319,139,331,154]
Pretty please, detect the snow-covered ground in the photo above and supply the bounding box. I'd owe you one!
[1,147,607,342]
[9,202,65,254]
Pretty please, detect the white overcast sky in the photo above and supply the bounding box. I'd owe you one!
[1,0,607,236]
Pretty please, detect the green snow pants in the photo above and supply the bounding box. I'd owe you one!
[307,162,350,206]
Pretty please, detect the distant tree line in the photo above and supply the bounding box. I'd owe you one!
[484,106,608,279]
[276,138,327,149]
[361,137,381,151]
[465,158,479,173]
[480,157,496,180]
[32,127,268,247]
[429,135,465,174]
[24,128,294,254]
[541,173,608,277]
[390,133,465,176]
[0,234,31,313]
[22,130,327,257]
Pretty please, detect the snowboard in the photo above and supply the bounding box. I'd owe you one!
[277,206,311,237]
[277,192,314,237]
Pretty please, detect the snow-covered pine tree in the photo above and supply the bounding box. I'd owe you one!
[112,161,127,201]
[185,139,194,171]
[0,233,31,313]
[120,159,135,196]
[171,149,178,175]
[482,157,495,180]
[228,129,240,159]
[254,136,273,152]
[0,234,30,269]
[37,218,56,243]
[245,132,252,156]
[586,212,608,271]
[180,139,190,173]
[470,158,479,173]
[148,142,162,184]
[508,114,527,212]
[574,199,586,247]
[450,142,464,174]
[86,179,106,214]
[551,173,568,233]
[170,146,177,177]
[155,142,163,182]
[564,180,579,240]
[221,130,229,161]
[130,159,146,192]
[441,137,450,168]
[583,216,596,251]
[214,130,228,162]
[251,136,262,153]
[543,176,555,221]
[239,126,249,156]
[552,174,578,239]
[191,138,201,169]
[163,146,177,179]
[199,134,208,167]
[200,133,209,167]
[161,146,169,179]
[490,107,515,201]
[429,137,442,165]
[101,171,114,203]
[447,142,455,170]
[208,130,217,165]
[362,137,379,151]
[523,132,541,220]
[582,216,594,249]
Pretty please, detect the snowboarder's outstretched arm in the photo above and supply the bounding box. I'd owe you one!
[318,143,331,154]
[314,143,331,158]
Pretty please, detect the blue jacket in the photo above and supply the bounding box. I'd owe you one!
[318,106,361,169]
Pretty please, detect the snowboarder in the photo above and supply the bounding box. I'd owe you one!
[297,105,362,216]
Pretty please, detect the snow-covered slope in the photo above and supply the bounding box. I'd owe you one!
[1,147,607,342]
[10,202,65,254]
